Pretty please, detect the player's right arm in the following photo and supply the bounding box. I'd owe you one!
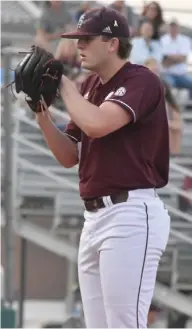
[36,111,79,168]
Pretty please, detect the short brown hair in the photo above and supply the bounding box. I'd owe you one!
[102,36,132,59]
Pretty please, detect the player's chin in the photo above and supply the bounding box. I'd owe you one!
[81,61,93,70]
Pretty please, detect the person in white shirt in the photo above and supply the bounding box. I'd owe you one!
[160,20,192,91]
[130,21,162,65]
[145,58,182,156]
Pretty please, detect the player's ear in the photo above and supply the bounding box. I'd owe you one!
[108,38,119,54]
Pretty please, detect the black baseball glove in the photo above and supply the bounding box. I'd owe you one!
[14,45,63,112]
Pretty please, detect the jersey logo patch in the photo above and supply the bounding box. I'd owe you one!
[114,87,126,96]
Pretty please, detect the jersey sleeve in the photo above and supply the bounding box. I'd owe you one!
[64,120,82,143]
[103,70,162,123]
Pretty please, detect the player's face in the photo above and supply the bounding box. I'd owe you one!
[140,22,153,39]
[77,36,112,71]
[169,23,179,36]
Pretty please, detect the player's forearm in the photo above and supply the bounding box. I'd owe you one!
[166,55,186,64]
[168,111,182,130]
[60,76,103,137]
[36,111,79,167]
[172,54,186,62]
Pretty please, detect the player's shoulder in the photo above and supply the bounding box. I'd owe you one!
[125,62,162,89]
[80,72,100,96]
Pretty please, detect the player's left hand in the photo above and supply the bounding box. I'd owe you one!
[14,45,64,112]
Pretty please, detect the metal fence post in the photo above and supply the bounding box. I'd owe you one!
[18,238,27,328]
[65,219,78,319]
[2,49,15,305]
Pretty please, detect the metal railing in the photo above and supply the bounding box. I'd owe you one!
[169,162,192,178]
[17,0,41,19]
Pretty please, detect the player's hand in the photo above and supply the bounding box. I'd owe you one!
[14,45,63,112]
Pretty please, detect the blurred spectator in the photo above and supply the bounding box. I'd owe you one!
[73,70,89,92]
[148,303,161,327]
[138,1,164,40]
[73,1,91,24]
[55,70,89,130]
[109,1,138,36]
[130,21,162,65]
[55,26,81,74]
[34,0,72,54]
[178,176,192,214]
[53,32,88,113]
[161,20,192,92]
[145,58,183,155]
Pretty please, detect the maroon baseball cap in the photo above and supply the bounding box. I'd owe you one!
[61,6,130,39]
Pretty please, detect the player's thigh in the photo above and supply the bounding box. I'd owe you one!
[100,236,156,328]
[99,201,170,328]
[78,225,108,328]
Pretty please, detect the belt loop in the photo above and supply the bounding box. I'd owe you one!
[102,196,109,207]
[106,195,114,207]
[103,196,113,207]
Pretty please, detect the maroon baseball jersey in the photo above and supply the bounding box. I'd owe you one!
[65,62,169,199]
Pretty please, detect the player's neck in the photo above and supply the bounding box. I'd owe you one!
[98,59,127,84]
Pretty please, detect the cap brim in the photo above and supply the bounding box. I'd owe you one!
[61,31,99,39]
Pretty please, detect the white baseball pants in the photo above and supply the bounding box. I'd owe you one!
[78,189,170,328]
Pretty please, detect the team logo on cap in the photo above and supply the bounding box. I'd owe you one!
[114,87,126,96]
